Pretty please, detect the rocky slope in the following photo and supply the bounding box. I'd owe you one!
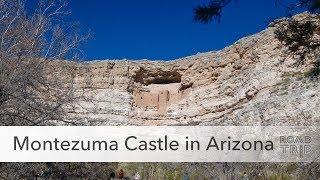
[60,12,320,126]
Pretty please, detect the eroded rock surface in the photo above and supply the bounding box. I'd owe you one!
[59,13,320,126]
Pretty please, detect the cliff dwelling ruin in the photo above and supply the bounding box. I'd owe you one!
[132,68,192,115]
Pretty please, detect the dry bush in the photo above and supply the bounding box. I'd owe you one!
[0,0,90,125]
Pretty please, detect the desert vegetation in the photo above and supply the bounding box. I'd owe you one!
[0,0,90,126]
[0,0,319,179]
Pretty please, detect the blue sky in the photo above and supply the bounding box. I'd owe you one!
[69,0,301,60]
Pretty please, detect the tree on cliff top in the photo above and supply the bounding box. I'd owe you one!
[194,0,320,78]
[193,0,320,24]
[0,0,91,125]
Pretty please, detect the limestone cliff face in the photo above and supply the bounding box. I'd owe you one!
[62,13,320,126]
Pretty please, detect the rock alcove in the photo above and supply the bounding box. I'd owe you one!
[132,68,192,115]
